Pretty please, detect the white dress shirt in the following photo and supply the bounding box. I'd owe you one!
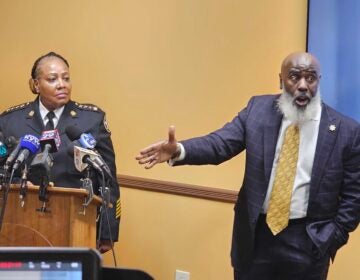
[262,107,322,219]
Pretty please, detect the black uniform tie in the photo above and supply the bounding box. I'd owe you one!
[45,111,56,130]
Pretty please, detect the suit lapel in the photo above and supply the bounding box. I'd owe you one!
[56,101,79,136]
[309,104,340,200]
[264,98,283,182]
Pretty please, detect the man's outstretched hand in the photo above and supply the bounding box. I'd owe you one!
[136,126,179,169]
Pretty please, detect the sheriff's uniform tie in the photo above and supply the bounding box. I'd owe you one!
[266,124,300,235]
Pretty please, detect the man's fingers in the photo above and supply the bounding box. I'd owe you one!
[138,153,157,165]
[145,159,158,169]
[139,147,154,155]
[139,141,165,155]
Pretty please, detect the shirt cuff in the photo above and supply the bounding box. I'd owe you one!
[168,143,185,166]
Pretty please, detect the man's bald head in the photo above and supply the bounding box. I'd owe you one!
[281,52,321,77]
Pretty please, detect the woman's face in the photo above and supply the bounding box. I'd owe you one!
[34,57,72,111]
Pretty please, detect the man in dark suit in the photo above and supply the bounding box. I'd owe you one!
[136,52,360,279]
[0,52,120,253]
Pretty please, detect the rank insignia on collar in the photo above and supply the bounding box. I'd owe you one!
[28,110,35,117]
[70,110,77,117]
[329,124,336,132]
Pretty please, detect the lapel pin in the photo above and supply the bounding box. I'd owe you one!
[28,110,34,117]
[70,110,77,117]
[329,124,336,132]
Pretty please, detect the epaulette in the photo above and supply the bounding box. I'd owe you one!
[74,102,103,113]
[1,102,32,116]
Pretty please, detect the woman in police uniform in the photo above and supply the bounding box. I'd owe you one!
[0,52,120,253]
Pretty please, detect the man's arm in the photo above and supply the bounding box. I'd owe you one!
[136,97,257,168]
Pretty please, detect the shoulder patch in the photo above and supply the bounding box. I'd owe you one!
[1,102,32,116]
[74,102,103,113]
[103,115,111,133]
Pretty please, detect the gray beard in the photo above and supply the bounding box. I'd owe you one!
[277,89,321,124]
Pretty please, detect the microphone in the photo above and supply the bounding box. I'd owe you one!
[0,133,18,160]
[0,132,8,158]
[4,138,22,172]
[12,135,40,171]
[65,126,113,180]
[5,136,18,149]
[39,129,61,153]
[29,130,61,185]
[69,145,102,173]
[0,134,18,167]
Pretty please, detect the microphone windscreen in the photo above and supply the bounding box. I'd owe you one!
[5,136,18,149]
[65,125,82,141]
[40,129,61,152]
[79,133,97,149]
[20,135,40,154]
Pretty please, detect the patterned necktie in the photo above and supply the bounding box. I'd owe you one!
[266,124,300,235]
[45,111,55,130]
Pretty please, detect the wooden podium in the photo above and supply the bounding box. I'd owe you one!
[0,185,102,249]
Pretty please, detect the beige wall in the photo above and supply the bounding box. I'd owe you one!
[0,0,307,190]
[2,1,358,280]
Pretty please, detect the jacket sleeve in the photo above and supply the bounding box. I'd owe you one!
[91,113,120,242]
[330,125,360,256]
[176,97,256,166]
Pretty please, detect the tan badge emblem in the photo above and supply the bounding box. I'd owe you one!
[70,110,77,117]
[28,110,35,117]
[103,116,111,133]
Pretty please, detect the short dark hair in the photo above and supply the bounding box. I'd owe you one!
[31,52,69,79]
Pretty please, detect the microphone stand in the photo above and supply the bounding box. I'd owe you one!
[0,167,16,231]
[36,171,50,213]
[79,166,95,215]
[19,165,28,207]
[97,172,117,266]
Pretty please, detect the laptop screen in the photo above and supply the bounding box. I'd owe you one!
[0,247,100,280]
[0,260,82,279]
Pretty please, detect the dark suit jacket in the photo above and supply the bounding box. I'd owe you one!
[176,94,360,268]
[0,98,120,242]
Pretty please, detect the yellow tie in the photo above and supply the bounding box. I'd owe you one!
[266,124,300,235]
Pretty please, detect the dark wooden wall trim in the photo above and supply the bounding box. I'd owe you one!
[118,174,238,203]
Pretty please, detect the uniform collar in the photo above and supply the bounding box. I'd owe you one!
[38,99,65,123]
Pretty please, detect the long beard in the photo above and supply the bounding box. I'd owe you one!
[277,89,321,124]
